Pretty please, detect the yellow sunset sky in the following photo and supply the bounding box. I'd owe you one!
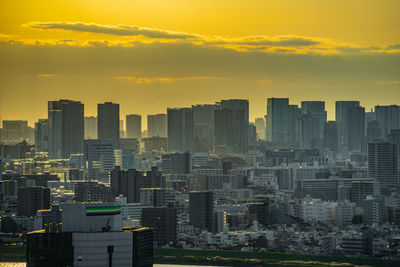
[0,0,399,128]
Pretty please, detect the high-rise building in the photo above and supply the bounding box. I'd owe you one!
[301,101,327,138]
[220,99,249,149]
[368,141,399,195]
[48,100,84,159]
[84,116,97,140]
[98,102,120,148]
[147,114,167,138]
[167,108,194,152]
[189,191,214,232]
[323,121,338,154]
[84,139,115,183]
[141,206,177,246]
[114,149,135,170]
[34,119,48,152]
[214,108,247,153]
[161,152,191,174]
[126,114,141,139]
[300,101,327,150]
[17,187,50,217]
[288,105,301,148]
[254,117,266,141]
[192,104,220,152]
[266,98,289,144]
[367,120,382,144]
[375,105,400,140]
[347,106,365,152]
[335,101,360,152]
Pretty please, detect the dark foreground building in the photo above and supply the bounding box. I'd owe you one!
[27,203,153,267]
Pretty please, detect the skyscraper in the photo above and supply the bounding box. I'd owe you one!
[347,106,365,152]
[192,104,220,152]
[141,206,177,246]
[220,99,249,148]
[375,105,400,140]
[48,100,84,159]
[301,101,327,148]
[84,139,115,183]
[167,108,194,152]
[335,101,360,152]
[34,119,48,152]
[323,121,338,154]
[288,105,301,148]
[368,141,399,195]
[98,102,120,148]
[367,120,382,144]
[214,108,247,153]
[84,116,97,140]
[254,117,266,141]
[189,191,214,232]
[126,114,141,139]
[266,98,289,144]
[147,114,167,138]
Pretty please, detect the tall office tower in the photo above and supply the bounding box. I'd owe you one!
[300,114,321,149]
[126,114,141,139]
[17,187,50,217]
[347,106,365,152]
[301,101,327,148]
[335,101,360,152]
[192,104,220,152]
[220,99,249,146]
[254,117,266,141]
[141,206,177,246]
[161,152,191,174]
[365,109,376,134]
[98,102,120,148]
[266,98,289,144]
[214,108,247,153]
[74,181,115,202]
[288,105,301,148]
[84,116,97,139]
[48,100,84,159]
[147,114,167,138]
[375,105,400,140]
[323,121,338,154]
[368,141,399,195]
[189,191,214,232]
[167,108,194,152]
[367,120,383,143]
[84,139,114,183]
[34,119,48,152]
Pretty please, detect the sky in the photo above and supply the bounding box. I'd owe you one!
[0,0,399,129]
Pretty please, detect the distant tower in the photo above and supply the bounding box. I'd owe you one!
[335,101,360,152]
[147,114,167,138]
[48,100,84,159]
[368,141,399,195]
[84,139,114,183]
[347,106,365,152]
[98,102,119,148]
[126,114,141,139]
[35,119,49,152]
[266,98,289,144]
[167,108,194,152]
[323,121,338,154]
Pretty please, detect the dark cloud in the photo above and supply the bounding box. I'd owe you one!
[24,21,200,39]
